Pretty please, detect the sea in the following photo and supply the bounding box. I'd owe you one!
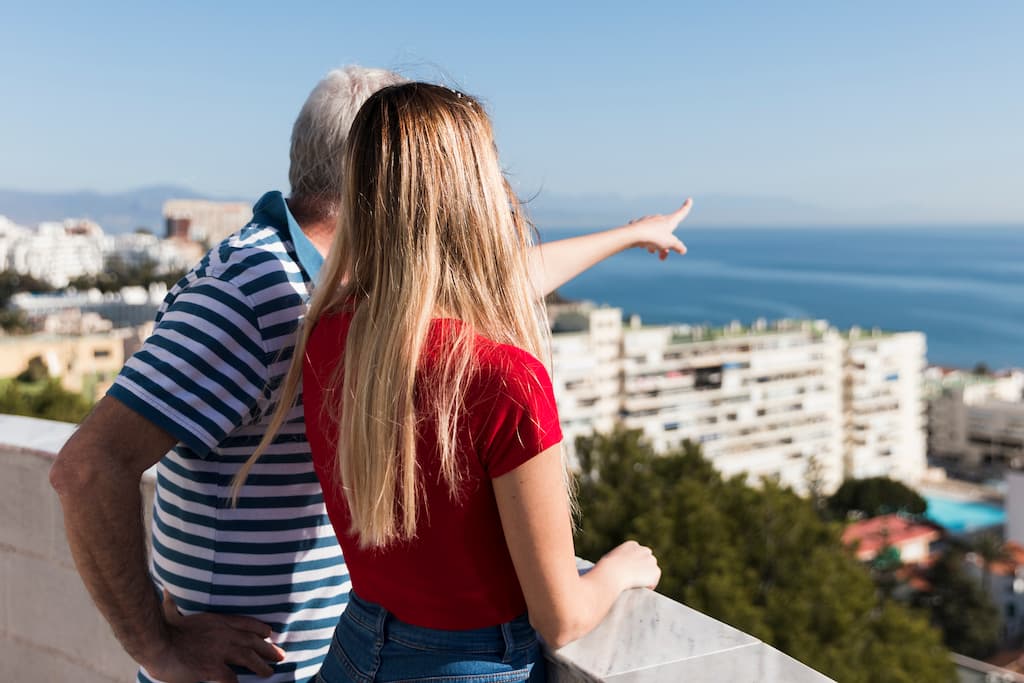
[541,226,1024,370]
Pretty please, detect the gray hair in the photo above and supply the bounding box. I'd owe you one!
[288,66,407,223]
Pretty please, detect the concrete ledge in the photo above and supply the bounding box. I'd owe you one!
[953,653,1024,683]
[1,414,152,682]
[1,414,833,682]
[545,562,833,682]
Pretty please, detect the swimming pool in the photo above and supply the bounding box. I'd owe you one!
[924,495,1005,533]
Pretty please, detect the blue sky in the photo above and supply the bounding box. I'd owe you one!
[2,1,1022,223]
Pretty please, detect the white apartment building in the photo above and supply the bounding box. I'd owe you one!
[845,328,928,483]
[548,303,623,459]
[928,369,1024,471]
[3,219,108,287]
[1,216,200,288]
[618,319,845,495]
[0,216,30,267]
[548,303,928,495]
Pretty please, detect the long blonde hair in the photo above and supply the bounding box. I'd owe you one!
[232,82,556,548]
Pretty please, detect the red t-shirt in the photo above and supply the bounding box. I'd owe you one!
[303,310,563,630]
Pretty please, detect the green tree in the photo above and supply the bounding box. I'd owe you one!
[0,377,93,423]
[0,308,31,333]
[68,257,186,293]
[0,269,54,307]
[804,454,828,516]
[970,532,1010,596]
[16,356,49,383]
[913,549,1000,659]
[827,476,927,520]
[574,428,955,683]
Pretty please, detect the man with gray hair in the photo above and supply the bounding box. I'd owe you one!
[51,66,690,683]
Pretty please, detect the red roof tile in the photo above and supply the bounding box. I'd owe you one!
[842,514,941,561]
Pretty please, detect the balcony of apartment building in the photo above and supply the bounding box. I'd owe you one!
[622,369,696,395]
[713,425,838,462]
[1,413,834,682]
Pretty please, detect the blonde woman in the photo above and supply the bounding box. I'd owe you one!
[237,82,690,682]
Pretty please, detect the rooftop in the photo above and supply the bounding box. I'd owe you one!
[667,318,834,344]
[841,514,941,560]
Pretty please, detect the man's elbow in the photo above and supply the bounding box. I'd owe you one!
[50,438,104,499]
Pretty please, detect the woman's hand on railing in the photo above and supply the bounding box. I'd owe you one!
[596,540,662,591]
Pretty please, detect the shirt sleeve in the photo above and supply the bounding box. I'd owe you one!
[107,275,269,458]
[473,345,563,479]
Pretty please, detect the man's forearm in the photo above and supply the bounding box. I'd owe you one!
[51,446,167,662]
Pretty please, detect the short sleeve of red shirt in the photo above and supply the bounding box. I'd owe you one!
[471,345,563,479]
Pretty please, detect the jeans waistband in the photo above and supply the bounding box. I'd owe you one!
[343,590,537,659]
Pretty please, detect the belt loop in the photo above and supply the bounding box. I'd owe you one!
[501,620,515,663]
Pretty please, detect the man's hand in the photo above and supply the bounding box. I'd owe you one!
[141,593,285,683]
[625,198,692,261]
[50,397,283,682]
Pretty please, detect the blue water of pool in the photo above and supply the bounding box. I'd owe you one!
[924,495,1005,533]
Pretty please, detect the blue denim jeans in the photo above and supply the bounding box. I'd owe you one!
[314,591,545,683]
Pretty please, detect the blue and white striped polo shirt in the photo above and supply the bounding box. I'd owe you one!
[108,191,348,683]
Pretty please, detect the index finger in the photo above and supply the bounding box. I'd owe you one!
[672,198,693,223]
[219,614,274,637]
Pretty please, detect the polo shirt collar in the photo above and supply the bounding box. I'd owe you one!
[251,190,323,282]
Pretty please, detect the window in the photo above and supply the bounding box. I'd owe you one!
[94,349,111,359]
[695,365,724,390]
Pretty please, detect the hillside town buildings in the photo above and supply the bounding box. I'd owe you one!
[0,215,202,288]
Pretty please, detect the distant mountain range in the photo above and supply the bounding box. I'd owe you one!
[0,186,1009,234]
[0,186,249,234]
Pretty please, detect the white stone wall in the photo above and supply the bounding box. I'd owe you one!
[0,415,155,682]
